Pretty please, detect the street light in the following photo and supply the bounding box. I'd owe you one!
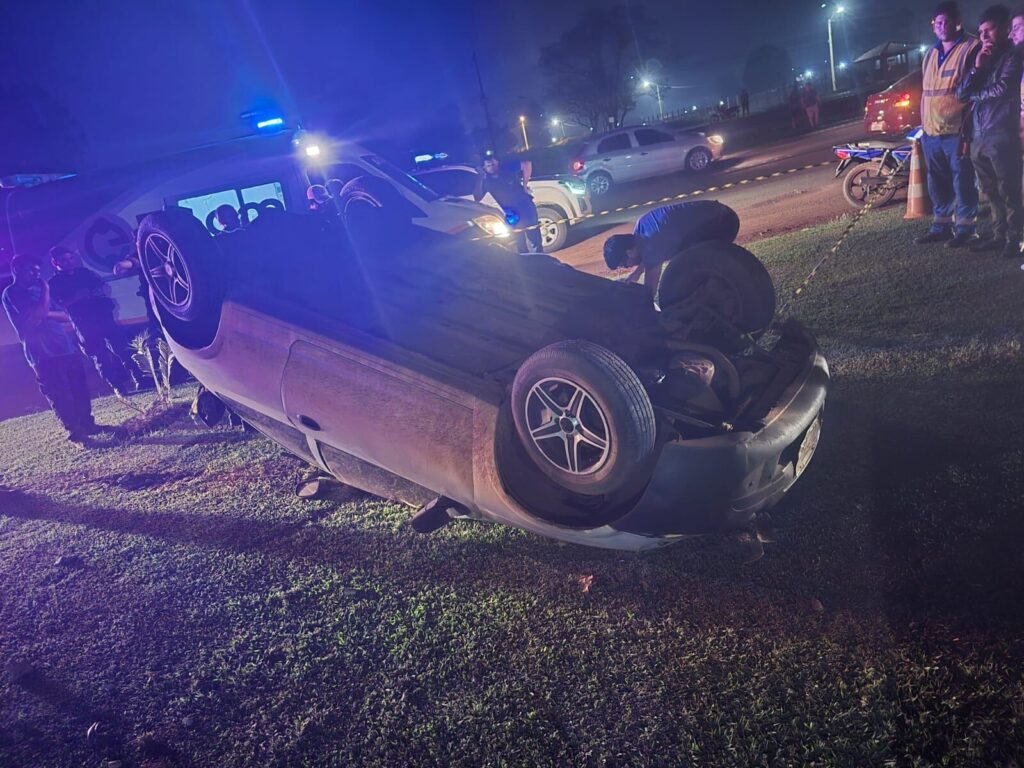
[827,5,846,92]
[551,117,565,138]
[519,115,530,150]
[639,77,664,121]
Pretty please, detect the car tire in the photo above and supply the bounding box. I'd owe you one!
[842,164,898,208]
[687,147,713,172]
[137,209,224,347]
[658,241,776,340]
[536,206,569,251]
[511,340,657,496]
[587,171,613,196]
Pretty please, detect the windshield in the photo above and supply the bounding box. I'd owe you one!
[361,155,439,203]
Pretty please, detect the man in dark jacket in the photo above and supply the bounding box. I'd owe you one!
[957,4,1023,257]
[3,254,98,443]
[48,246,144,393]
[473,152,542,254]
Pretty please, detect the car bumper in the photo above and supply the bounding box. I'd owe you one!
[607,326,828,541]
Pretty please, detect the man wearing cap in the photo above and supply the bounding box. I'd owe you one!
[473,153,542,253]
[602,200,741,302]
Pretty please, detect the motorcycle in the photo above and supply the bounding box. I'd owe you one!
[832,129,919,209]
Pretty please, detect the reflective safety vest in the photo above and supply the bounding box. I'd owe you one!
[922,35,976,137]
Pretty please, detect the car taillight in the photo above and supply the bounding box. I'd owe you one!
[894,93,912,108]
[571,159,585,174]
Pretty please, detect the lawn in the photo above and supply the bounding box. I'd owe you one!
[1,207,1023,767]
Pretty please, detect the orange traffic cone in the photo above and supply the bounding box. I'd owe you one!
[904,139,932,220]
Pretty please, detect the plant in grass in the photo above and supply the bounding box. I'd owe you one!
[130,331,176,406]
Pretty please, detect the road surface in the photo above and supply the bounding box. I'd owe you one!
[555,120,880,275]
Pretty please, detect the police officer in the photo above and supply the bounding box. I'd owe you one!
[473,152,543,254]
[48,246,144,394]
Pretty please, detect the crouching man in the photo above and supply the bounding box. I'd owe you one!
[602,200,741,302]
[3,255,100,444]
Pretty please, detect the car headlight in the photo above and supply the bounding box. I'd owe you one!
[707,134,725,145]
[472,215,510,238]
[562,179,587,196]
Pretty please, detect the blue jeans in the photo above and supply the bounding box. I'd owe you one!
[921,133,978,235]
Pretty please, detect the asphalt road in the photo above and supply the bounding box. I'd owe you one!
[556,119,879,274]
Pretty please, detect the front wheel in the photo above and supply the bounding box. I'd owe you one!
[842,164,898,208]
[536,206,569,251]
[511,340,657,496]
[687,147,713,172]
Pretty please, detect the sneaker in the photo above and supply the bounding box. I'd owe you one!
[969,237,1002,252]
[914,230,953,244]
[946,232,980,249]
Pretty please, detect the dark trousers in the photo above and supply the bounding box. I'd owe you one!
[922,133,979,234]
[514,205,544,254]
[971,134,1023,241]
[75,312,141,392]
[32,353,94,435]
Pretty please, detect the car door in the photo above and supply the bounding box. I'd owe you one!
[590,132,639,182]
[632,128,684,177]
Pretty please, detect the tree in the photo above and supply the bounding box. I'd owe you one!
[540,5,640,132]
[741,45,794,94]
[0,83,85,175]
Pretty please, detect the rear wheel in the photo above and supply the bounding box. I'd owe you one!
[587,171,613,196]
[536,206,569,251]
[137,210,224,348]
[842,164,898,208]
[511,340,657,496]
[658,241,776,345]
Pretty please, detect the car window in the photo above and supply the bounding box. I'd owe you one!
[596,133,631,153]
[417,169,477,198]
[175,181,287,231]
[361,155,439,202]
[634,129,675,147]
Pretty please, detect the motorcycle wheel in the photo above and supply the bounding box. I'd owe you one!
[842,164,899,209]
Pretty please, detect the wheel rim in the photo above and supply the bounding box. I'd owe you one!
[590,175,610,195]
[690,150,710,170]
[538,217,561,248]
[524,377,611,475]
[142,232,192,310]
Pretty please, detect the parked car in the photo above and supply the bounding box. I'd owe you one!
[413,164,590,252]
[864,71,922,136]
[137,173,828,551]
[570,127,725,196]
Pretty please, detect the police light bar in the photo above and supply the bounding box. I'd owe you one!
[257,117,285,129]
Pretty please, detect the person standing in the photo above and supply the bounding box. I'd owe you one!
[957,4,1023,257]
[801,83,820,128]
[473,152,543,254]
[740,89,751,116]
[916,2,981,247]
[48,246,145,394]
[3,254,99,444]
[788,87,804,131]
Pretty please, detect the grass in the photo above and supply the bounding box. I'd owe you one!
[2,207,1023,767]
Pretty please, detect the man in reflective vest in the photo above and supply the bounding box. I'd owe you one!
[915,1,981,248]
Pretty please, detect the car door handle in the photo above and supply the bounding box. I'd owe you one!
[297,414,321,431]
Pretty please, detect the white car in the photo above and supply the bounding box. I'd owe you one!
[413,165,590,252]
[570,127,725,196]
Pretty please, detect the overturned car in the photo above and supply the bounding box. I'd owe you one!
[138,175,827,551]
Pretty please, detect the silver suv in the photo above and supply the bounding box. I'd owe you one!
[571,127,724,196]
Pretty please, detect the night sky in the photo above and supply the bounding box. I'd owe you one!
[0,0,992,170]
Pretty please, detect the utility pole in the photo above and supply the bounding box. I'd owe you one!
[472,50,497,152]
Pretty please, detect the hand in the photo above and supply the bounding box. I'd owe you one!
[976,41,994,69]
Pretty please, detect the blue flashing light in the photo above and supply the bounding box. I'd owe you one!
[505,210,521,226]
[414,154,434,163]
[256,117,285,130]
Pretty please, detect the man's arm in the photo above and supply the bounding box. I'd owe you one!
[958,45,1017,102]
[642,263,662,302]
[520,160,533,189]
[472,172,486,202]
